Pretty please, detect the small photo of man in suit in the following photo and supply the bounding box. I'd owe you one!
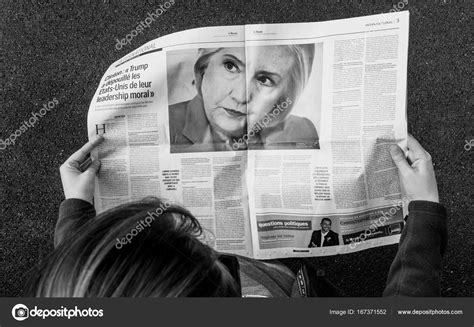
[308,218,339,248]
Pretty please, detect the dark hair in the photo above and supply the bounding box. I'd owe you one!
[321,218,332,225]
[25,197,239,297]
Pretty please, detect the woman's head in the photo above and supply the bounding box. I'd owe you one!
[246,44,315,129]
[26,198,239,297]
[193,44,314,139]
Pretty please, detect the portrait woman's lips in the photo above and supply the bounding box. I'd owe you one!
[222,107,246,118]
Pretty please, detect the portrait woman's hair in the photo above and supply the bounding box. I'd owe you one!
[285,44,315,104]
[193,48,223,98]
[25,198,239,297]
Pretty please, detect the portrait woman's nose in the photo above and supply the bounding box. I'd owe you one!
[228,74,248,111]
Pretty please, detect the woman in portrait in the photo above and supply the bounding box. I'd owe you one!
[169,44,319,153]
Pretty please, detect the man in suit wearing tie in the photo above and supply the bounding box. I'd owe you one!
[308,218,339,248]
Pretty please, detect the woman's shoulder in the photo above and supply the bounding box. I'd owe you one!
[283,115,318,138]
[169,100,191,121]
[169,99,193,142]
[235,255,298,297]
[169,97,203,130]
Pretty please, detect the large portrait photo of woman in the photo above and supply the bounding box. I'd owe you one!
[166,43,322,153]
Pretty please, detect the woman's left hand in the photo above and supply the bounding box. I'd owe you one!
[59,136,104,204]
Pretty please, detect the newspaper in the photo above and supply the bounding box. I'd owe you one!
[87,12,409,259]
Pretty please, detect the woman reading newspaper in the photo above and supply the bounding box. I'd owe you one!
[24,134,446,297]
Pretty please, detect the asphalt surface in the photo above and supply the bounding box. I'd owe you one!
[1,0,472,297]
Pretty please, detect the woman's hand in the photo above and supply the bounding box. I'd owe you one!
[390,134,439,203]
[59,136,104,204]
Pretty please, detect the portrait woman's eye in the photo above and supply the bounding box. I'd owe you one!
[223,60,240,73]
[256,74,275,87]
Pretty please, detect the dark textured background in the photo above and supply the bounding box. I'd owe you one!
[1,0,472,297]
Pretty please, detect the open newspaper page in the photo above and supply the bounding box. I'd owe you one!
[246,12,409,259]
[88,11,409,259]
[87,26,254,257]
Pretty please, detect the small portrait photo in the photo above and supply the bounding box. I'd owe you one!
[308,217,340,248]
[166,43,323,153]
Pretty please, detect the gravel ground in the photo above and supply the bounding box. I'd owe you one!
[1,0,472,297]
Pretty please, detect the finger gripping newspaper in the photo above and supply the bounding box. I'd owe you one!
[88,12,409,259]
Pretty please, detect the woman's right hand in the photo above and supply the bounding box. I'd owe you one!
[390,134,439,203]
[59,135,104,204]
